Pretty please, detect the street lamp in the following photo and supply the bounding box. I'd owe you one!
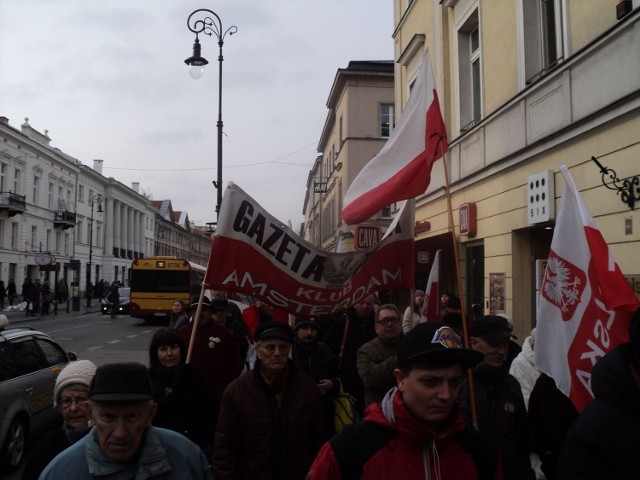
[184,8,237,221]
[86,194,103,308]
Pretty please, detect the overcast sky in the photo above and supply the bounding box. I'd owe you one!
[0,0,393,228]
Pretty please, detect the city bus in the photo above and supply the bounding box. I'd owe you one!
[129,256,206,322]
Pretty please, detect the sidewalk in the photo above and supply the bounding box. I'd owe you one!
[3,301,102,324]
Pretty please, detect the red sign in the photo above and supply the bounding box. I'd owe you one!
[354,225,381,250]
[460,203,477,236]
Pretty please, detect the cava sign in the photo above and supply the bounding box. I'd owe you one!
[354,225,381,250]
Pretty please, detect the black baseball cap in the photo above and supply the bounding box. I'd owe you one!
[469,315,512,342]
[89,362,153,403]
[397,322,483,369]
[255,321,294,343]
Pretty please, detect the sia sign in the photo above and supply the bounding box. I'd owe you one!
[355,225,381,250]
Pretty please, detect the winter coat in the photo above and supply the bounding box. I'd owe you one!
[508,334,539,407]
[212,360,325,480]
[460,364,535,480]
[40,426,212,479]
[23,424,89,480]
[292,339,341,439]
[307,388,503,480]
[356,337,399,407]
[151,363,214,449]
[557,343,640,479]
[401,306,420,333]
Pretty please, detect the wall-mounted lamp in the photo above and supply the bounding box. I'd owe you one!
[591,156,640,210]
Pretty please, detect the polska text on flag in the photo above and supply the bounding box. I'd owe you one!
[533,166,640,411]
[205,183,415,317]
[340,49,447,225]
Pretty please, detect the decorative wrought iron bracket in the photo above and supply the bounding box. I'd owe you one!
[591,156,640,210]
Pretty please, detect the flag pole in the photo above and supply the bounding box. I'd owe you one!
[439,138,479,428]
[185,280,208,364]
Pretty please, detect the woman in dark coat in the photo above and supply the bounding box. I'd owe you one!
[148,327,215,452]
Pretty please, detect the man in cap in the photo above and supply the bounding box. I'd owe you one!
[292,316,341,439]
[178,296,243,413]
[307,322,502,479]
[211,295,250,366]
[213,321,324,480]
[23,360,97,480]
[357,304,404,407]
[460,315,535,480]
[40,362,212,479]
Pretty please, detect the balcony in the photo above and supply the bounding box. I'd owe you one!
[54,210,76,230]
[0,192,26,217]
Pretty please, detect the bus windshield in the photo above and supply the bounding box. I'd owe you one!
[130,270,191,294]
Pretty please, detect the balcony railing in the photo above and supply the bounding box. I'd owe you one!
[0,192,26,217]
[54,210,76,229]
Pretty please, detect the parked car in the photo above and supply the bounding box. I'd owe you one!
[0,316,76,472]
[101,287,131,315]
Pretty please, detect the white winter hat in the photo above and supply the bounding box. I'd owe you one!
[54,360,97,407]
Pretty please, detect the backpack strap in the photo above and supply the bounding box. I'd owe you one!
[329,421,396,480]
[454,423,499,480]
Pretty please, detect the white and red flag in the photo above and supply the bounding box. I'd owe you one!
[340,49,447,225]
[534,166,640,411]
[421,249,440,322]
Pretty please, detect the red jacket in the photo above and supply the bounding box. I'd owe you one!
[307,389,503,480]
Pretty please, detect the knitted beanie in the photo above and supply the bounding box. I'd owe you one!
[54,360,97,407]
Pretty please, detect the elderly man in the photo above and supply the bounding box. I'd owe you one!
[461,315,535,480]
[357,304,403,407]
[40,362,212,479]
[23,360,97,480]
[307,322,502,479]
[213,321,324,480]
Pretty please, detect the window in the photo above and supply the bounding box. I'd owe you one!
[458,9,482,132]
[0,163,5,191]
[339,116,343,145]
[380,104,395,137]
[77,220,83,243]
[522,0,563,84]
[31,226,37,248]
[78,185,85,203]
[46,229,52,251]
[96,226,102,248]
[0,220,4,249]
[13,169,21,194]
[32,176,39,204]
[48,182,53,209]
[64,233,70,255]
[11,223,18,249]
[88,189,93,203]
[56,231,62,254]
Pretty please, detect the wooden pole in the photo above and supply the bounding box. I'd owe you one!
[185,280,208,364]
[440,139,479,428]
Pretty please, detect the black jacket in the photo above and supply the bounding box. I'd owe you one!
[460,364,535,480]
[557,343,640,479]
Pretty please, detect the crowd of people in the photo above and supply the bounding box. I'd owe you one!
[21,290,640,479]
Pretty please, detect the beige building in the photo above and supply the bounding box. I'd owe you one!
[392,0,640,340]
[303,60,395,252]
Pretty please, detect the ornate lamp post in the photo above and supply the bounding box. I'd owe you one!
[86,194,103,308]
[184,9,237,221]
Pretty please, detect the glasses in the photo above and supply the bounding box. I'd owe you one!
[60,396,89,409]
[376,316,400,326]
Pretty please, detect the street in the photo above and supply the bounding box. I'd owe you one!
[4,308,165,480]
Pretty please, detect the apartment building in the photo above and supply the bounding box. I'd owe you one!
[393,0,640,340]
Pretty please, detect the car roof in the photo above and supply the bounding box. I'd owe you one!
[0,326,48,342]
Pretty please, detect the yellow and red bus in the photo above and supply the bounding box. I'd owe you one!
[129,256,206,322]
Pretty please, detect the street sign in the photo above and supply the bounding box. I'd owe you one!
[355,225,381,250]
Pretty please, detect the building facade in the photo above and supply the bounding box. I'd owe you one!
[392,0,640,340]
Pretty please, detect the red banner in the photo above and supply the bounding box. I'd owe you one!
[205,184,415,317]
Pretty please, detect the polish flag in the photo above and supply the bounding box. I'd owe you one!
[533,166,640,411]
[341,49,447,225]
[421,249,440,322]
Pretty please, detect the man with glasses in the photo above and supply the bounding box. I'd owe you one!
[213,321,324,480]
[23,360,97,480]
[357,304,404,407]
